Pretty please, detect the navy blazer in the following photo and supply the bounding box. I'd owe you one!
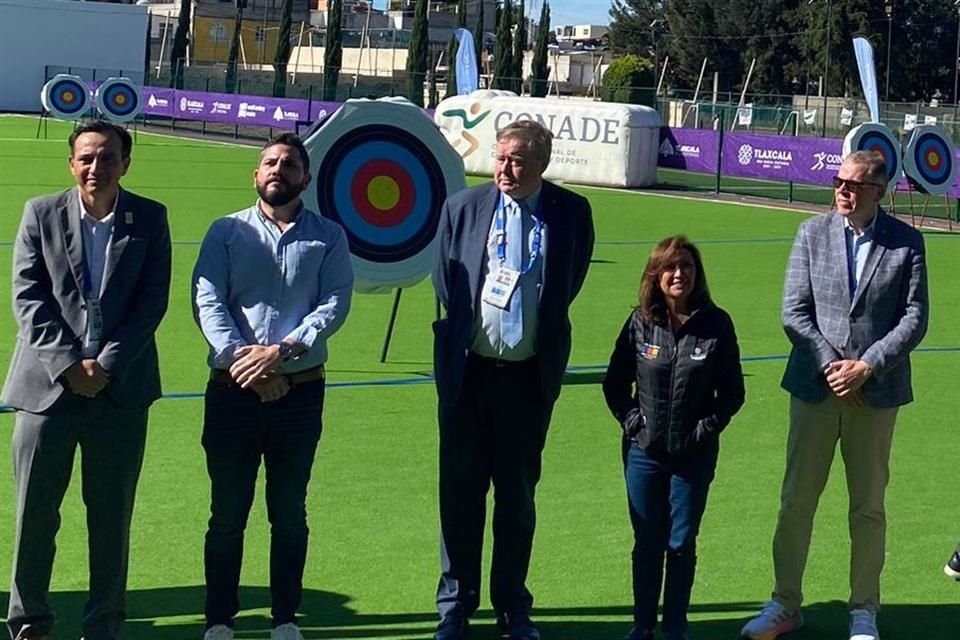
[780,208,928,408]
[431,181,594,407]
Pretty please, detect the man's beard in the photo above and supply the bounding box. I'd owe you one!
[257,179,302,207]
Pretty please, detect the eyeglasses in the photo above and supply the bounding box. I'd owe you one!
[832,176,885,192]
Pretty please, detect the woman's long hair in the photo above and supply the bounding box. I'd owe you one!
[637,235,712,325]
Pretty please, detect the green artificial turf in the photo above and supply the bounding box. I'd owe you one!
[0,115,958,639]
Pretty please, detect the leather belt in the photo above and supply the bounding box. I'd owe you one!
[209,365,325,387]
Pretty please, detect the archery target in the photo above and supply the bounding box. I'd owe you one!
[304,98,467,293]
[902,125,957,195]
[843,123,902,192]
[95,77,142,122]
[40,74,91,120]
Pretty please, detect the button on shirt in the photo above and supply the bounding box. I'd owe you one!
[844,215,875,297]
[193,203,355,373]
[471,188,546,360]
[78,190,116,357]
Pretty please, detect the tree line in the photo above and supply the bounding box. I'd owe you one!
[167,1,557,107]
[609,0,959,104]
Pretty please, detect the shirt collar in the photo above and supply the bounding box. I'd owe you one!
[843,213,876,238]
[502,184,543,214]
[77,188,117,225]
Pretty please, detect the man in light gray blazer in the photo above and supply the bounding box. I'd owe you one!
[2,120,171,640]
[742,151,928,640]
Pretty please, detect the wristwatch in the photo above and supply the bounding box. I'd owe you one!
[277,342,295,362]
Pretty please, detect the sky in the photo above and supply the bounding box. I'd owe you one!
[369,1,613,28]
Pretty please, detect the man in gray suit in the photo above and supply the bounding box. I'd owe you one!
[2,120,172,640]
[431,121,594,640]
[741,150,928,640]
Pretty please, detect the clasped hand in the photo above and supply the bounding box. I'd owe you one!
[64,359,109,398]
[230,345,290,402]
[825,359,872,407]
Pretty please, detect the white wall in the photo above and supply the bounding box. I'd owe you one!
[0,0,149,112]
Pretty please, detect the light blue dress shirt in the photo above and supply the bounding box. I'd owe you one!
[78,189,116,357]
[193,203,354,373]
[844,215,875,297]
[471,186,547,360]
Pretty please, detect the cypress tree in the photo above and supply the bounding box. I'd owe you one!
[323,0,343,101]
[272,0,293,97]
[225,4,244,93]
[492,0,514,90]
[474,0,485,79]
[530,1,550,97]
[169,0,192,89]
[406,0,429,106]
[512,1,526,94]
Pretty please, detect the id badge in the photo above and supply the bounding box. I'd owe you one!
[481,267,520,309]
[86,297,103,344]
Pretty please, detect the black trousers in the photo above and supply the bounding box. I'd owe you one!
[201,378,324,629]
[436,355,554,620]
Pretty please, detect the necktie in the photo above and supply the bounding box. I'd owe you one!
[501,201,524,348]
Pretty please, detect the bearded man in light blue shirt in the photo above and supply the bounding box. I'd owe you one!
[192,133,354,640]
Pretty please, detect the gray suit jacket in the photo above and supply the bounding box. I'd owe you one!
[2,188,172,413]
[780,208,928,408]
[432,181,594,407]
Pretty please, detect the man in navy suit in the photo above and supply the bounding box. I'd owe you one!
[431,120,594,640]
[741,150,928,640]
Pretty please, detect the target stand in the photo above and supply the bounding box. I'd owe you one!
[37,74,92,139]
[901,124,957,229]
[301,97,467,362]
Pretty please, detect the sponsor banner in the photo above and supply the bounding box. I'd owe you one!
[435,92,662,187]
[134,86,343,129]
[658,127,719,173]
[661,127,960,197]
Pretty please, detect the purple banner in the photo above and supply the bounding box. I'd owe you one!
[137,87,341,130]
[660,127,960,198]
[658,128,719,173]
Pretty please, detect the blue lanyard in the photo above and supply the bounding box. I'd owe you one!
[495,197,542,275]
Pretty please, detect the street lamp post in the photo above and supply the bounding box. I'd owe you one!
[822,0,833,137]
[650,19,662,96]
[954,1,960,124]
[884,1,893,103]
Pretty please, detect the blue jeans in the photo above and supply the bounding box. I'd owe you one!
[623,440,718,635]
[201,377,324,629]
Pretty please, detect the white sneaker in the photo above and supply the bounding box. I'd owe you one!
[740,600,804,639]
[203,626,234,640]
[270,623,304,640]
[849,609,879,640]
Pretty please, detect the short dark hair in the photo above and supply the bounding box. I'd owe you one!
[262,133,310,174]
[68,120,132,158]
[637,235,712,324]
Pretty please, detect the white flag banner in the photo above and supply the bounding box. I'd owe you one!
[737,104,753,126]
[840,108,854,126]
[803,109,817,125]
[924,114,938,125]
[904,113,918,130]
[853,37,880,123]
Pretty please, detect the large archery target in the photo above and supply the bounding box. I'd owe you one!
[304,98,467,293]
[40,74,91,120]
[95,77,142,122]
[843,123,902,192]
[902,125,957,195]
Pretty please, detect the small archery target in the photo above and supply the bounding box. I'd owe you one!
[902,125,957,195]
[843,123,902,192]
[40,74,91,120]
[303,98,467,293]
[95,77,142,122]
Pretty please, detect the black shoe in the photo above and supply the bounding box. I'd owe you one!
[623,627,654,640]
[945,546,960,580]
[496,612,540,640]
[434,615,469,640]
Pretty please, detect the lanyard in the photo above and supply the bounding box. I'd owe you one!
[495,196,542,275]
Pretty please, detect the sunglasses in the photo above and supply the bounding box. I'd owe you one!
[832,176,885,192]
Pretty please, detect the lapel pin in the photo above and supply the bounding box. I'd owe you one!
[124,211,134,225]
